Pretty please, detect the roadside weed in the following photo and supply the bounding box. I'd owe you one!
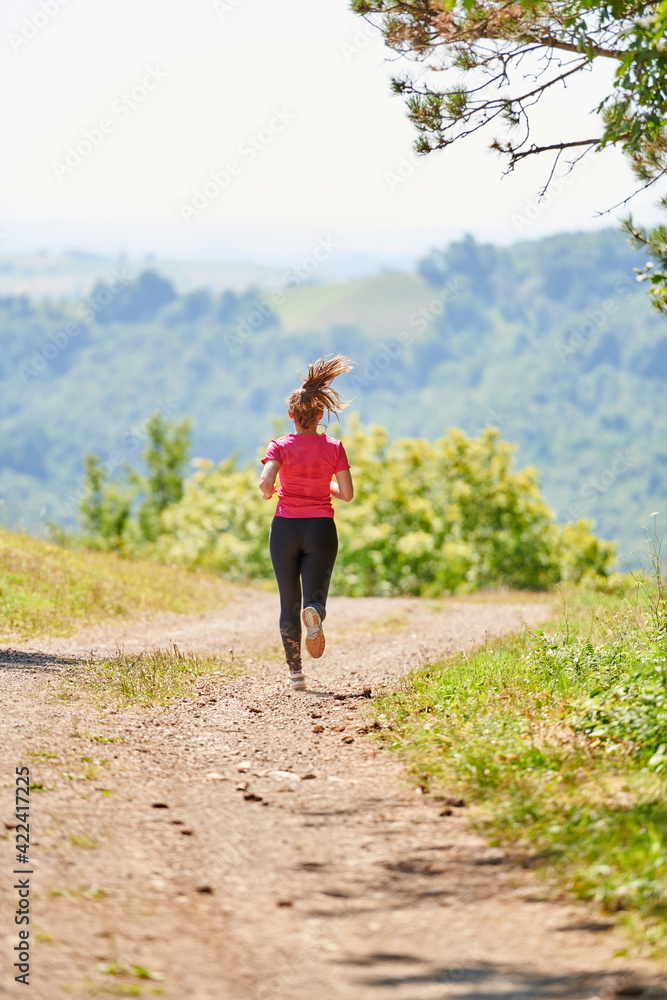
[375,575,667,950]
[88,642,236,705]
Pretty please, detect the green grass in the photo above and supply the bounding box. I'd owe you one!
[0,528,240,704]
[85,643,236,705]
[273,272,429,337]
[0,528,232,640]
[374,579,667,952]
[52,643,236,707]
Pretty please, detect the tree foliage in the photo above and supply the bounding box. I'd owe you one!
[132,413,191,543]
[4,230,661,558]
[78,454,134,552]
[78,413,191,552]
[334,418,615,593]
[351,1,667,309]
[156,456,274,579]
[93,270,177,325]
[151,418,615,594]
[621,130,667,312]
[350,0,667,171]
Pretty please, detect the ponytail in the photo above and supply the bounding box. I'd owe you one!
[286,354,354,429]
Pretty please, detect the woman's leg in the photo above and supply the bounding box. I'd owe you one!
[301,518,338,621]
[269,517,304,672]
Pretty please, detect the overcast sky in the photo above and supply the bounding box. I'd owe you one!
[1,0,662,263]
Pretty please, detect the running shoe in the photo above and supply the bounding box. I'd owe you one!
[302,606,325,659]
[289,670,306,691]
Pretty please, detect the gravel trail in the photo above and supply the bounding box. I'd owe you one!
[1,590,665,999]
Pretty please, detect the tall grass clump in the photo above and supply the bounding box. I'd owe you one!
[375,524,667,950]
[85,643,235,705]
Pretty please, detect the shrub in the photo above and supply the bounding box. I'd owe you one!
[154,417,615,594]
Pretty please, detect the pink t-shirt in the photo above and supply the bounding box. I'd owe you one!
[261,433,350,518]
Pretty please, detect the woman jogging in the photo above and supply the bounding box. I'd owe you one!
[259,355,355,690]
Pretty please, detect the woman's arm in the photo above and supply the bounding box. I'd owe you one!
[330,468,354,502]
[258,459,281,499]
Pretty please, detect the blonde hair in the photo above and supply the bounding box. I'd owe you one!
[287,354,354,429]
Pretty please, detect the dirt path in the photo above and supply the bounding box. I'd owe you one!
[1,591,665,999]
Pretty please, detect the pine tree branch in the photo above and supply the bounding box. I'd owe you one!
[525,35,623,59]
[508,137,604,162]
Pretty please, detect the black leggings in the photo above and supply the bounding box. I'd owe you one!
[269,516,338,671]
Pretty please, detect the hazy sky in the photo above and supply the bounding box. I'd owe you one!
[1,0,662,262]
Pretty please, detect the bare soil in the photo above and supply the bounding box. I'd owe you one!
[1,590,666,999]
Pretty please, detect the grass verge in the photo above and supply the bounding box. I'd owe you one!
[0,528,232,640]
[50,643,237,707]
[374,578,667,953]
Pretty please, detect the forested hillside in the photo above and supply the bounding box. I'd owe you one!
[2,228,665,565]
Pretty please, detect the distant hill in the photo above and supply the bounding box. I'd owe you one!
[0,250,285,298]
[0,248,414,299]
[274,272,428,338]
[1,228,665,567]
